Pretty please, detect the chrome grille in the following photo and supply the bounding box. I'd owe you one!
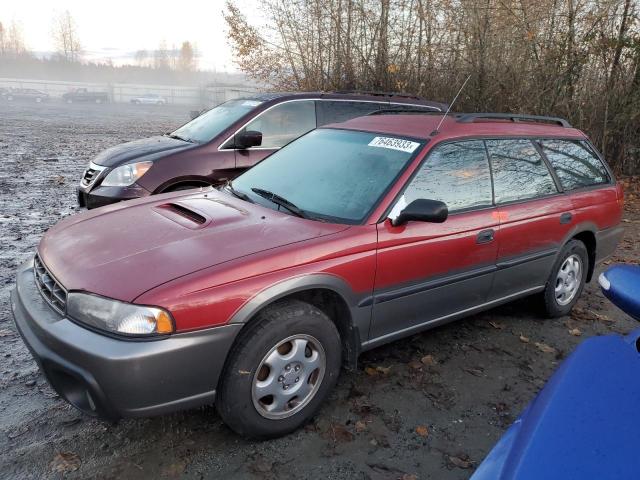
[33,254,67,314]
[80,162,106,188]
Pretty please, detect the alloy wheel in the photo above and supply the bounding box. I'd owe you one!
[252,334,326,419]
[555,254,582,306]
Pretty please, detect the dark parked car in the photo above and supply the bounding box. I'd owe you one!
[4,88,50,102]
[62,88,109,104]
[12,112,623,438]
[76,91,447,209]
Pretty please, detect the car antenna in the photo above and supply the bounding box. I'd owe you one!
[430,74,471,136]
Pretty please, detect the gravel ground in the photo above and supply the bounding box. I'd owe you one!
[1,101,639,480]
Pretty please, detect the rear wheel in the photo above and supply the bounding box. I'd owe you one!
[216,299,341,438]
[541,239,588,317]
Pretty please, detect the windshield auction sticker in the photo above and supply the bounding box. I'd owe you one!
[368,136,420,153]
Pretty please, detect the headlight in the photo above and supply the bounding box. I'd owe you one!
[101,161,152,187]
[67,292,174,336]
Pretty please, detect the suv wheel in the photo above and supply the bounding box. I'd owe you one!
[216,299,341,438]
[541,239,588,317]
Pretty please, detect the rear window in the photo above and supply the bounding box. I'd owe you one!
[486,139,558,203]
[539,140,610,190]
[316,101,381,125]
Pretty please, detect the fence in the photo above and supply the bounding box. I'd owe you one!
[0,77,259,107]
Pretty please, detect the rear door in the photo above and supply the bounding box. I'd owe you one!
[233,100,317,169]
[486,138,572,300]
[371,140,499,341]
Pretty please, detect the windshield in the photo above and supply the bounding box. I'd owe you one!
[232,129,422,224]
[170,98,263,144]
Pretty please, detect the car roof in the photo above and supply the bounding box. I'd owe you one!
[328,113,587,141]
[239,91,448,111]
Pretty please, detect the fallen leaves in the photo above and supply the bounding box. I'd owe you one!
[365,366,391,376]
[534,342,557,354]
[415,425,429,437]
[355,420,367,433]
[448,454,473,469]
[420,355,436,366]
[568,328,582,336]
[327,423,354,443]
[51,452,80,474]
[519,334,530,343]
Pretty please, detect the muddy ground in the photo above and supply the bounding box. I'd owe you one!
[0,101,638,480]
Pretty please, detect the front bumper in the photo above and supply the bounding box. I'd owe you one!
[10,260,241,420]
[77,183,152,209]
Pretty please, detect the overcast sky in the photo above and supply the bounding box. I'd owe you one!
[3,0,264,72]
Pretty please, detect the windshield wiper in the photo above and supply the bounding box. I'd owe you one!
[251,187,310,219]
[225,182,253,203]
[165,133,196,143]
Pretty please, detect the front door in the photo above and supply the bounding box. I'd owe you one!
[370,140,499,341]
[234,100,317,169]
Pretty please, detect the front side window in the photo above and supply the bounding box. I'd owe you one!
[171,98,263,144]
[486,139,558,203]
[538,140,610,190]
[232,129,421,224]
[240,100,317,149]
[390,140,492,217]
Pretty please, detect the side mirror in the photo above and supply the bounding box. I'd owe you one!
[392,199,448,226]
[235,130,262,149]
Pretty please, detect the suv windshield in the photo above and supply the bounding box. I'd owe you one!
[170,98,263,144]
[231,129,422,224]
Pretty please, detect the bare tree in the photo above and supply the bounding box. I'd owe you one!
[0,20,28,58]
[134,49,150,67]
[224,0,640,174]
[154,40,171,69]
[52,10,82,62]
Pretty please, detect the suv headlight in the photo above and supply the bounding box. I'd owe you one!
[67,292,174,336]
[101,161,152,187]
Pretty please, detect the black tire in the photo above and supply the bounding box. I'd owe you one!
[541,239,589,317]
[216,299,342,439]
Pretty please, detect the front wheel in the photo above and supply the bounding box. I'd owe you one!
[541,239,588,317]
[216,299,341,438]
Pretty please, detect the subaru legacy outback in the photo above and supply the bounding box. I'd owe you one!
[76,91,446,209]
[12,113,623,438]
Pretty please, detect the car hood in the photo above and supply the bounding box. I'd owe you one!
[92,135,197,168]
[471,329,640,480]
[38,190,349,302]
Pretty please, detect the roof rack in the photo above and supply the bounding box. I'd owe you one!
[369,108,442,116]
[456,113,571,128]
[331,90,425,101]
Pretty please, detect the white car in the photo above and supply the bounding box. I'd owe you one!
[130,94,167,105]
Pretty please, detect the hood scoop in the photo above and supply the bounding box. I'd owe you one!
[154,202,211,229]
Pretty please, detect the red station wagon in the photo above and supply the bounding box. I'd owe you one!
[11,112,624,438]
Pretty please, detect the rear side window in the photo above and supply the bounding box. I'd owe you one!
[394,140,492,214]
[486,139,558,203]
[539,140,610,190]
[242,100,316,149]
[316,101,381,126]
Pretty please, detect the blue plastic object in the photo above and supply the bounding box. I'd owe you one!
[599,264,640,321]
[473,264,640,480]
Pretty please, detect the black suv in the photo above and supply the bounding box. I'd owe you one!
[77,91,447,209]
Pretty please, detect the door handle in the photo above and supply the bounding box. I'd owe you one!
[560,212,573,224]
[476,229,495,244]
